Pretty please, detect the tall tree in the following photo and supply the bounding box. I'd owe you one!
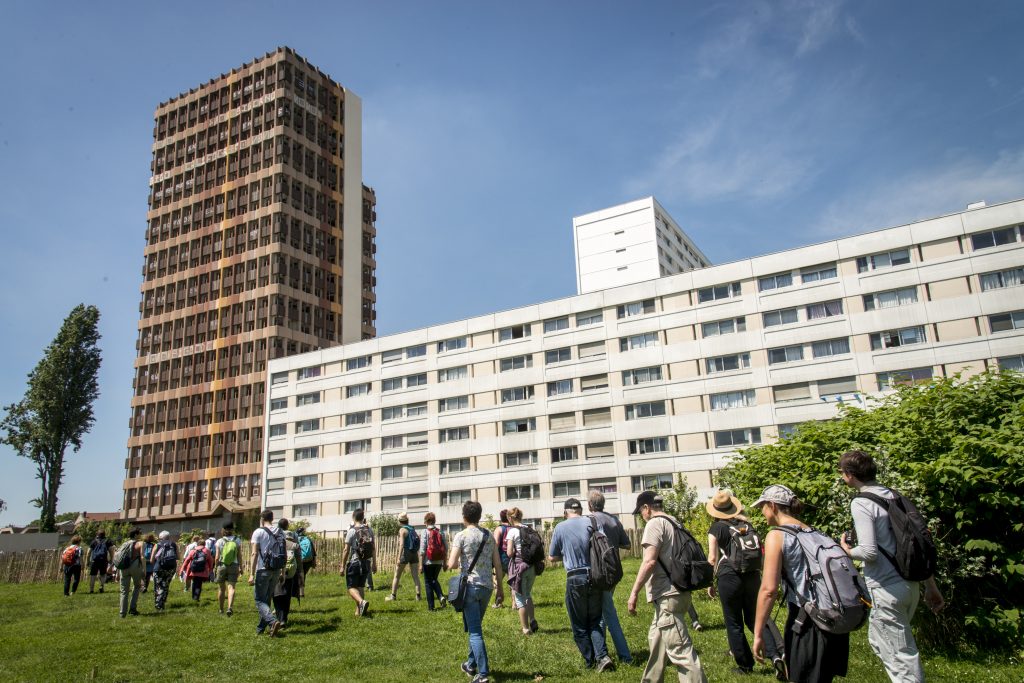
[0,305,102,532]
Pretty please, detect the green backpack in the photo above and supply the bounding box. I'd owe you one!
[220,537,239,566]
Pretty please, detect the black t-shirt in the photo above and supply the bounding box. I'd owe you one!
[710,518,751,576]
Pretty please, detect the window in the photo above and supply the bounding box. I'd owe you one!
[345,469,370,483]
[407,431,428,446]
[622,366,663,386]
[628,437,670,454]
[980,267,1024,291]
[617,299,655,318]
[381,496,404,511]
[553,481,581,498]
[758,272,793,292]
[439,366,468,382]
[857,248,911,272]
[405,403,426,418]
[381,465,404,480]
[346,439,371,454]
[406,373,428,387]
[818,376,857,398]
[970,226,1019,250]
[632,474,673,492]
[543,316,570,333]
[581,374,609,392]
[271,371,288,385]
[551,446,578,463]
[293,474,318,489]
[812,337,851,358]
[990,310,1024,332]
[268,450,286,464]
[293,503,317,518]
[768,345,804,365]
[709,390,756,410]
[547,379,573,397]
[545,348,571,364]
[698,282,741,303]
[382,377,402,392]
[714,428,762,447]
[270,397,287,411]
[619,332,659,351]
[870,326,927,350]
[268,423,287,437]
[582,407,612,426]
[344,499,371,513]
[437,337,467,353]
[576,310,603,326]
[294,446,318,461]
[441,457,472,474]
[504,450,538,467]
[382,405,404,421]
[586,442,614,459]
[296,392,320,406]
[502,417,536,434]
[298,366,321,380]
[998,355,1024,371]
[625,401,667,420]
[499,324,531,341]
[864,287,918,310]
[506,484,540,500]
[296,418,320,433]
[381,435,404,450]
[346,355,371,371]
[578,341,606,358]
[702,316,746,337]
[501,386,535,403]
[549,412,576,430]
[382,349,403,364]
[344,412,370,426]
[806,299,843,320]
[440,426,470,442]
[778,423,801,439]
[706,353,751,374]
[406,344,427,359]
[439,395,469,412]
[877,367,933,390]
[346,383,371,398]
[773,382,811,402]
[266,478,284,491]
[441,490,472,506]
[763,308,799,327]
[801,264,838,283]
[500,354,533,371]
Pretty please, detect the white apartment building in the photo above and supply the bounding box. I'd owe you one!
[264,198,1024,535]
[573,196,711,294]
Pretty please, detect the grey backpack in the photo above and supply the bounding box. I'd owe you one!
[778,525,871,634]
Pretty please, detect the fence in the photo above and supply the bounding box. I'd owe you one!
[0,526,649,584]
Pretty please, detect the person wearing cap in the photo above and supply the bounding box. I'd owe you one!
[627,491,707,683]
[752,484,849,682]
[386,513,423,601]
[706,490,785,679]
[548,497,614,673]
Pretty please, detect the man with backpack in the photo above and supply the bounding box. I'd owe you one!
[839,450,945,683]
[419,512,448,610]
[248,509,285,636]
[627,491,708,683]
[87,531,113,593]
[61,535,84,596]
[297,527,316,578]
[587,491,632,666]
[214,521,241,615]
[341,507,375,617]
[549,498,614,673]
[150,530,178,611]
[386,513,423,601]
[114,528,146,618]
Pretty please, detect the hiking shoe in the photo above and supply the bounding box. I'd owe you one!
[385,593,396,601]
[530,618,539,633]
[226,608,233,617]
[358,600,370,617]
[692,621,703,632]
[416,593,422,601]
[128,610,140,616]
[596,657,615,673]
[461,661,477,677]
[267,621,281,638]
[773,657,787,681]
[471,676,489,683]
[439,596,447,608]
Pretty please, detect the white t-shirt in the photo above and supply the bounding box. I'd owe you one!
[505,526,523,557]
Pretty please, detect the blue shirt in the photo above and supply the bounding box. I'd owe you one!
[548,515,592,572]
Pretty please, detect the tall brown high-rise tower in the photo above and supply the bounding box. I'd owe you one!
[122,48,376,528]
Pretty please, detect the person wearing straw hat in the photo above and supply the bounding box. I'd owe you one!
[386,513,423,601]
[705,490,786,679]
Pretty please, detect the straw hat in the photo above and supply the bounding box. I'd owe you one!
[705,490,744,519]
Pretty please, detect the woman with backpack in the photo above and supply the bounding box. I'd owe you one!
[752,485,852,683]
[181,533,213,602]
[706,490,786,678]
[386,513,423,601]
[60,535,84,596]
[504,507,538,636]
[419,512,448,610]
[141,533,157,593]
[151,530,178,611]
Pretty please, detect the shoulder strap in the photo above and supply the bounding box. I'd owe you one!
[853,492,901,569]
[466,528,488,573]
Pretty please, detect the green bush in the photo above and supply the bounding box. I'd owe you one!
[717,370,1024,653]
[368,513,400,537]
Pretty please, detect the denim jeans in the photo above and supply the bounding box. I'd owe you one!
[462,583,493,676]
[602,588,632,662]
[254,568,281,631]
[423,563,444,609]
[565,573,608,667]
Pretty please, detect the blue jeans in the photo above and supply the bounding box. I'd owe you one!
[602,588,632,662]
[462,583,493,676]
[566,572,608,666]
[254,568,280,631]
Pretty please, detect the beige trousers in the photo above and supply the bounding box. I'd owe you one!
[641,593,708,683]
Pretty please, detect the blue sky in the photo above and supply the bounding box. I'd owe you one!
[1,1,1022,524]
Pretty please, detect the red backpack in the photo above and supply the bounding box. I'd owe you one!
[425,527,446,561]
[61,545,79,566]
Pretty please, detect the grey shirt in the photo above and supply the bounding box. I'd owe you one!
[250,526,281,572]
[590,511,631,549]
[345,524,374,565]
[849,484,904,588]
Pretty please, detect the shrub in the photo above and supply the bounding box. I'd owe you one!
[368,513,400,537]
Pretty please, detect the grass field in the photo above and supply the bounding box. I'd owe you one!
[1,559,1017,682]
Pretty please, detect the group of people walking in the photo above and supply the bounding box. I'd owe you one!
[57,448,943,683]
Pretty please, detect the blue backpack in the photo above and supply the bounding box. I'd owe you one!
[402,525,420,552]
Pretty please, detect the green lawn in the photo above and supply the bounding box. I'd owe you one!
[0,559,1016,682]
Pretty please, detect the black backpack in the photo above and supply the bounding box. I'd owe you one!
[518,525,546,575]
[260,527,288,570]
[656,516,714,592]
[155,540,178,571]
[588,517,623,590]
[190,547,207,574]
[721,520,763,575]
[856,489,937,581]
